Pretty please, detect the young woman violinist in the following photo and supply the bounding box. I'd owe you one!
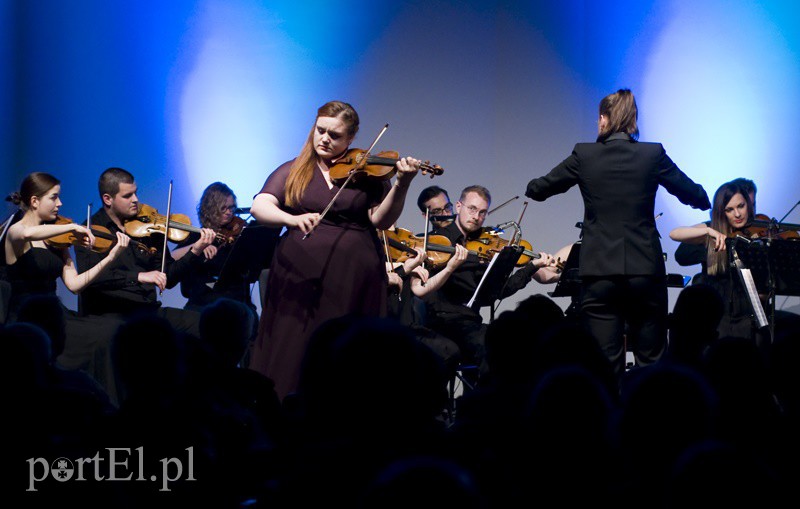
[3,172,129,321]
[669,181,766,343]
[248,100,421,400]
[3,172,132,403]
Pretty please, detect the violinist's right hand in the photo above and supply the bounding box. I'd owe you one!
[201,244,218,260]
[293,212,320,234]
[387,271,403,291]
[139,270,167,291]
[706,226,726,252]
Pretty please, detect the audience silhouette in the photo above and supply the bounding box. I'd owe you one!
[7,284,798,507]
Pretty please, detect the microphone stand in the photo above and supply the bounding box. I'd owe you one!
[487,195,518,216]
[778,199,800,224]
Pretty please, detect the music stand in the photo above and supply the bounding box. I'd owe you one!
[548,241,582,319]
[467,245,524,320]
[731,236,800,342]
[214,224,281,293]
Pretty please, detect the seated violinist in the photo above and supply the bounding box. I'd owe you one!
[3,172,129,322]
[172,182,258,317]
[75,167,216,340]
[417,185,454,232]
[3,172,130,402]
[385,234,469,375]
[424,185,559,381]
[669,180,768,346]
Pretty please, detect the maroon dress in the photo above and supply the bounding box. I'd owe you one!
[248,160,390,400]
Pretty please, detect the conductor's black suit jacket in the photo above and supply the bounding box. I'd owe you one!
[526,132,710,277]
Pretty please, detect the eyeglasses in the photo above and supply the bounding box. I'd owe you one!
[429,203,453,216]
[463,205,488,218]
[220,204,237,213]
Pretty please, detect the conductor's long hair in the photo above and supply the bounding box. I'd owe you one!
[597,88,639,142]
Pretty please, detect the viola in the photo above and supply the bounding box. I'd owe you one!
[328,148,444,183]
[125,203,231,244]
[466,229,566,270]
[380,227,492,266]
[45,216,154,255]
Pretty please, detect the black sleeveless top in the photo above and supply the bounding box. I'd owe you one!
[7,245,64,314]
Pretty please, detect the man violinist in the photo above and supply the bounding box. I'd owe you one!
[417,185,455,232]
[424,185,559,380]
[75,167,216,339]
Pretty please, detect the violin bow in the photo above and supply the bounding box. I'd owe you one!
[0,210,14,242]
[381,229,392,273]
[423,208,431,270]
[159,180,174,296]
[303,124,390,240]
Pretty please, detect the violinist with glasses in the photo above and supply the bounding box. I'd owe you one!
[424,185,559,382]
[417,185,454,232]
[75,167,216,340]
[172,182,256,316]
[247,100,422,401]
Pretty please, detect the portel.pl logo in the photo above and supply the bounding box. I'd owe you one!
[27,447,196,492]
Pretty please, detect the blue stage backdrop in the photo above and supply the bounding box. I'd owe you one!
[2,0,799,315]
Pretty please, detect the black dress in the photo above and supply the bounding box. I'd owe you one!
[248,160,390,400]
[6,245,124,403]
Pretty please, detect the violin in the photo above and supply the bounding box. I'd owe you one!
[45,216,155,255]
[213,215,246,245]
[328,148,444,183]
[380,228,457,268]
[731,213,800,240]
[125,203,233,244]
[466,229,566,270]
[380,227,493,266]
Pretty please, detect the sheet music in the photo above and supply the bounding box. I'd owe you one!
[731,244,769,330]
[467,252,500,308]
[737,267,770,329]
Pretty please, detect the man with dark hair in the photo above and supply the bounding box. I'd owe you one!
[76,167,216,339]
[417,185,454,232]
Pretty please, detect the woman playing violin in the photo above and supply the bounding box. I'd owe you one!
[248,100,421,400]
[2,172,135,405]
[670,181,767,344]
[173,182,257,316]
[3,172,130,321]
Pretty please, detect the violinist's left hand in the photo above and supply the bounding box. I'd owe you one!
[394,157,420,187]
[402,247,427,272]
[190,228,216,256]
[72,224,95,249]
[532,252,557,270]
